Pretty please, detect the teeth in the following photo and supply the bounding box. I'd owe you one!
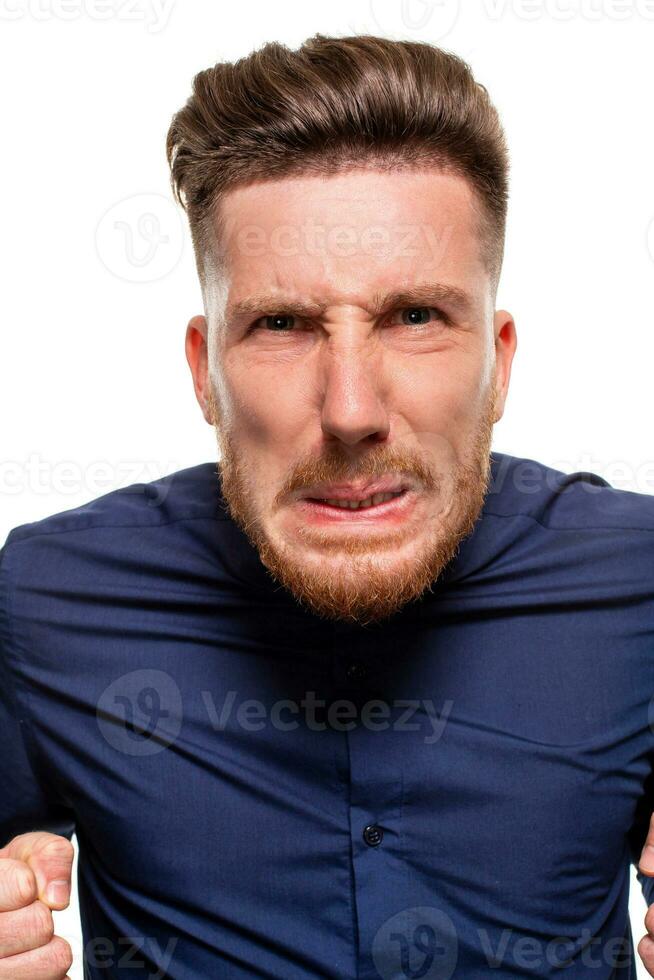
[320,491,403,510]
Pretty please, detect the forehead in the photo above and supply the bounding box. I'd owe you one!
[213,167,488,313]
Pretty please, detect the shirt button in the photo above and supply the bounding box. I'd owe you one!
[363,824,384,847]
[346,661,368,683]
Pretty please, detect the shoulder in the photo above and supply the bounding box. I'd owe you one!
[2,461,225,548]
[463,452,654,601]
[486,451,654,533]
[0,461,231,608]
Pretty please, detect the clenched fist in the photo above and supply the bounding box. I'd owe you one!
[638,812,654,977]
[0,831,74,979]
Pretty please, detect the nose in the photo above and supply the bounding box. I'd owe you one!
[319,342,390,446]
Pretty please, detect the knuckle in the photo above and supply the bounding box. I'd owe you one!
[40,837,73,863]
[48,935,74,973]
[0,900,54,958]
[31,900,55,946]
[638,934,654,963]
[6,863,36,907]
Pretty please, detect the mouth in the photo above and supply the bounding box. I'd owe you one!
[306,489,407,511]
[297,487,416,523]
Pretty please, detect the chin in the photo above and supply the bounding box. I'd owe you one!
[254,529,460,627]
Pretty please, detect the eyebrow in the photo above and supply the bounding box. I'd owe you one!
[225,281,475,322]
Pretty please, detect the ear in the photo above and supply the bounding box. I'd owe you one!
[184,314,213,425]
[491,309,517,422]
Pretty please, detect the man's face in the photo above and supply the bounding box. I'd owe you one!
[187,166,517,625]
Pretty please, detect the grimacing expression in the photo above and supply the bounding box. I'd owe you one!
[185,167,517,625]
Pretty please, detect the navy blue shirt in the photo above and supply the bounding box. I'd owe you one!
[1,451,654,979]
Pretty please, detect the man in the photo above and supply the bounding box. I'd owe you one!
[1,31,654,979]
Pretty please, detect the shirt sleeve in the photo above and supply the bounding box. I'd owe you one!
[0,539,76,848]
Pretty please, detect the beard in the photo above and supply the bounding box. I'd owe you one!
[206,381,497,627]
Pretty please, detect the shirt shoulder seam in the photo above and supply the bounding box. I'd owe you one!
[481,509,654,534]
[4,513,230,548]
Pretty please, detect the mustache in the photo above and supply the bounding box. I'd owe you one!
[278,445,438,501]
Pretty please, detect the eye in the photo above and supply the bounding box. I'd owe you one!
[251,314,299,332]
[386,307,450,329]
[248,306,451,334]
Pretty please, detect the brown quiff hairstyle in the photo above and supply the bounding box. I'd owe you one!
[166,33,510,299]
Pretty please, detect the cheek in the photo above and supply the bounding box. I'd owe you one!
[395,358,479,429]
[222,358,314,447]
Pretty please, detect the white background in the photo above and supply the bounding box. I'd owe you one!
[2,0,654,977]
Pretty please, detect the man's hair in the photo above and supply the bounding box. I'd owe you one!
[166,33,510,300]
